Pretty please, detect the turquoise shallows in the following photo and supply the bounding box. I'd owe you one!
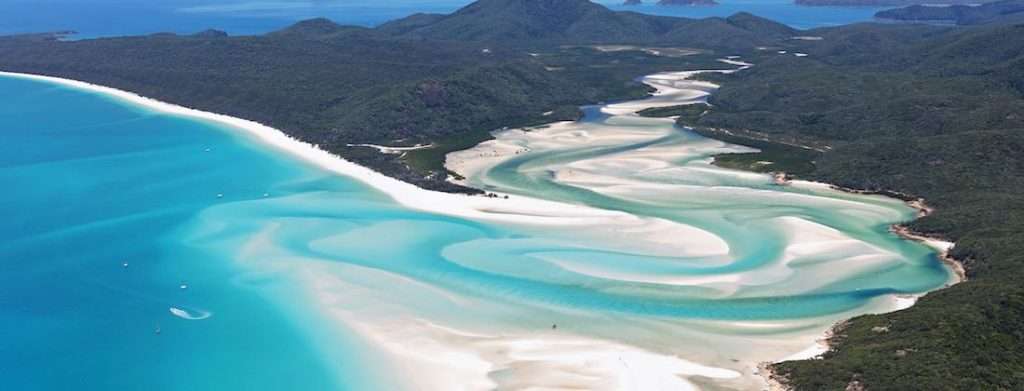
[0,74,948,390]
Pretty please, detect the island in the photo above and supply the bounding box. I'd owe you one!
[876,0,1024,25]
[797,0,998,6]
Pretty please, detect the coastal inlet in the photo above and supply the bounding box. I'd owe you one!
[0,60,952,391]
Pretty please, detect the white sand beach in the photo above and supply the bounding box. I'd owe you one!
[0,72,729,260]
[441,58,962,390]
[0,64,962,391]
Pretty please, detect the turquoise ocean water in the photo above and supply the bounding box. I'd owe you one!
[0,69,950,389]
[0,76,402,390]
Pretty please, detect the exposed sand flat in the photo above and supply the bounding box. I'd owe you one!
[296,253,885,391]
[602,60,750,116]
[298,261,790,391]
[443,58,956,391]
[2,59,957,391]
[585,45,702,58]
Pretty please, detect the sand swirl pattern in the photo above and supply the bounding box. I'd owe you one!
[0,62,953,391]
[174,61,952,390]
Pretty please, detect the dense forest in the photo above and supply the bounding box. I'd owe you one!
[680,18,1024,391]
[875,0,1024,25]
[795,0,998,6]
[376,0,794,46]
[2,0,1023,389]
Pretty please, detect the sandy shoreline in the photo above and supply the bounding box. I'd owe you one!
[892,199,966,285]
[784,180,966,286]
[443,62,968,391]
[0,71,695,232]
[0,70,745,389]
[754,194,965,391]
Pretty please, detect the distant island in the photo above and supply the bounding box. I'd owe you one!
[797,0,998,6]
[623,0,642,5]
[876,0,1024,24]
[2,0,1024,390]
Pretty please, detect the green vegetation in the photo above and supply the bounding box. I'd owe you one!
[876,0,1024,25]
[691,128,821,176]
[796,0,999,6]
[379,0,795,48]
[634,100,823,174]
[686,20,1024,391]
[636,103,709,119]
[638,103,822,175]
[4,0,1023,387]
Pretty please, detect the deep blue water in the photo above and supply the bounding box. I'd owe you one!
[0,0,892,38]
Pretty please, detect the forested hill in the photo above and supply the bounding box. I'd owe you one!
[875,0,1024,25]
[679,20,1024,390]
[2,1,1024,388]
[796,0,998,5]
[376,0,795,46]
